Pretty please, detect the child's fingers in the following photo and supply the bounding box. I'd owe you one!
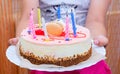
[8,38,18,45]
[94,39,104,46]
[93,35,108,46]
[94,40,99,45]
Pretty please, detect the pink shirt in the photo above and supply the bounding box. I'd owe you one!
[30,60,111,74]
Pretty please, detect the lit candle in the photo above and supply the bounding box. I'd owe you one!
[70,8,77,37]
[65,12,70,41]
[37,7,42,28]
[42,17,49,40]
[57,6,61,20]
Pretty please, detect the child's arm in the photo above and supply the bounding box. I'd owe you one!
[85,0,111,46]
[16,0,39,36]
[9,0,39,45]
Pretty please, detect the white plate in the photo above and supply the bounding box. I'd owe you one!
[6,44,106,72]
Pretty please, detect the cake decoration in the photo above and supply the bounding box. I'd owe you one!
[42,17,50,41]
[35,29,44,35]
[46,22,64,36]
[37,7,42,28]
[70,8,77,37]
[28,8,36,39]
[65,13,70,41]
[57,5,61,20]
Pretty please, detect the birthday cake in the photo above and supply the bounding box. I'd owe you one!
[18,7,92,67]
[18,20,92,67]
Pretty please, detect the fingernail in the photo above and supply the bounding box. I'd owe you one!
[94,40,99,44]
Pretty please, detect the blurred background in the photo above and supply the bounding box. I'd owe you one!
[0,0,120,74]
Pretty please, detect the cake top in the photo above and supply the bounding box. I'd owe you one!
[20,20,91,45]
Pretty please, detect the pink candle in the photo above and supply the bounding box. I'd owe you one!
[65,14,70,41]
[30,9,36,39]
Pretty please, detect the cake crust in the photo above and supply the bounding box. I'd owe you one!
[19,46,92,67]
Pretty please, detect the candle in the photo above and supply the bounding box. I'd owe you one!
[42,17,49,40]
[57,6,61,20]
[28,12,32,34]
[30,8,36,39]
[70,8,77,37]
[37,7,42,28]
[32,27,36,39]
[28,9,33,34]
[65,13,70,41]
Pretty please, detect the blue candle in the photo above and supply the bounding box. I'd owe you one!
[57,6,61,20]
[70,9,77,37]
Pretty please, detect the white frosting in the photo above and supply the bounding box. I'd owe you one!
[19,25,92,58]
[20,37,91,58]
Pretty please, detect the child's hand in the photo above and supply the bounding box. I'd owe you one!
[8,37,18,45]
[93,35,108,47]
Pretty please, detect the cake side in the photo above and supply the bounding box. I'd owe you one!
[19,36,91,58]
[19,45,92,67]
